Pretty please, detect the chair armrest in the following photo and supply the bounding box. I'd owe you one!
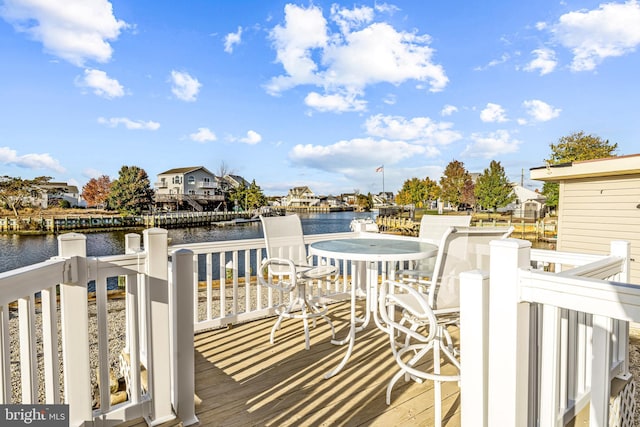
[258,257,298,292]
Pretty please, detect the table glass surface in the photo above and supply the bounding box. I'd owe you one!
[309,238,436,261]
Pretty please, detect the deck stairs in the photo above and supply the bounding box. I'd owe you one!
[183,194,204,212]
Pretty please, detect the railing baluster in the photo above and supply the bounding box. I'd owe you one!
[0,306,10,403]
[18,295,37,404]
[41,284,60,404]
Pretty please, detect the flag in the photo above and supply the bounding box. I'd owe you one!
[375,166,384,173]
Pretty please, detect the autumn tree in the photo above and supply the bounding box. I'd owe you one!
[542,131,618,210]
[82,175,112,208]
[474,160,515,214]
[0,175,52,217]
[395,177,440,208]
[107,166,154,215]
[439,160,472,208]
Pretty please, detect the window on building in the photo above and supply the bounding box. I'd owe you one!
[188,175,195,185]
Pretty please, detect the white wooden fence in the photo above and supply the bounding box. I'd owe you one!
[460,238,634,427]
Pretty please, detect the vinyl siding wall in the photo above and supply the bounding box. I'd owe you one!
[557,173,640,284]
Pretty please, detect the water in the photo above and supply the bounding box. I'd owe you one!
[0,211,373,273]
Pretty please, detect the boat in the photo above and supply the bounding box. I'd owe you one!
[349,217,379,233]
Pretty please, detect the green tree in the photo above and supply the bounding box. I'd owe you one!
[229,180,266,211]
[245,180,267,210]
[107,166,154,215]
[396,177,441,207]
[356,193,374,211]
[0,175,52,217]
[439,160,471,208]
[542,131,618,210]
[474,160,516,214]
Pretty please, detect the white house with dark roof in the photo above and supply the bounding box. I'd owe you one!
[155,166,225,211]
[29,182,86,208]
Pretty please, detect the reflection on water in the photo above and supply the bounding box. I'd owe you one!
[0,211,375,273]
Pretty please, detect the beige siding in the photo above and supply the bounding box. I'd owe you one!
[557,174,640,284]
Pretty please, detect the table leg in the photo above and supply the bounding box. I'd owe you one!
[325,277,357,379]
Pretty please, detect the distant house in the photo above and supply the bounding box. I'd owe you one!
[498,184,547,219]
[319,195,346,208]
[222,174,250,190]
[283,186,319,207]
[531,154,640,284]
[373,192,394,208]
[155,166,225,211]
[29,182,85,208]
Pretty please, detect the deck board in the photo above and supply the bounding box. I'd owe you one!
[120,300,461,426]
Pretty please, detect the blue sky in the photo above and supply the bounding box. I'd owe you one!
[1,1,639,197]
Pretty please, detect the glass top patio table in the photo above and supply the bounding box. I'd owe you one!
[310,237,437,262]
[309,237,437,379]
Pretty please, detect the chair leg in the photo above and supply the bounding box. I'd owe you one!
[270,284,335,349]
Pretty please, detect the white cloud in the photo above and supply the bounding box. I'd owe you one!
[522,99,561,122]
[76,68,124,98]
[266,4,447,112]
[0,0,128,66]
[170,70,201,102]
[82,168,104,179]
[189,127,217,143]
[474,53,510,71]
[462,130,521,158]
[524,48,557,75]
[480,103,508,123]
[304,91,367,112]
[289,137,426,172]
[364,114,462,146]
[224,26,242,53]
[551,1,640,71]
[240,130,262,145]
[98,117,160,130]
[330,4,374,33]
[441,104,458,116]
[0,146,65,173]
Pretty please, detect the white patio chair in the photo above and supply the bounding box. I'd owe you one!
[396,214,471,289]
[258,214,336,350]
[378,227,513,426]
[378,279,459,427]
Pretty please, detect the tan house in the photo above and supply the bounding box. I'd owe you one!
[530,154,640,284]
[155,166,225,211]
[283,186,319,207]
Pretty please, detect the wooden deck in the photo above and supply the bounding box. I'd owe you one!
[121,300,461,427]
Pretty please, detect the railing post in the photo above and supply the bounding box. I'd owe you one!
[171,249,199,425]
[58,233,92,426]
[124,233,142,356]
[487,238,532,427]
[143,228,175,425]
[460,270,490,427]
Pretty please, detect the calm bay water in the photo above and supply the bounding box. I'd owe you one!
[0,211,373,273]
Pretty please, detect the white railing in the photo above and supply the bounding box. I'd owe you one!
[0,229,197,427]
[169,231,367,332]
[0,227,372,426]
[460,238,633,427]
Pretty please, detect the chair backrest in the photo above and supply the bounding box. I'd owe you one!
[429,226,513,311]
[260,214,309,265]
[418,215,472,244]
